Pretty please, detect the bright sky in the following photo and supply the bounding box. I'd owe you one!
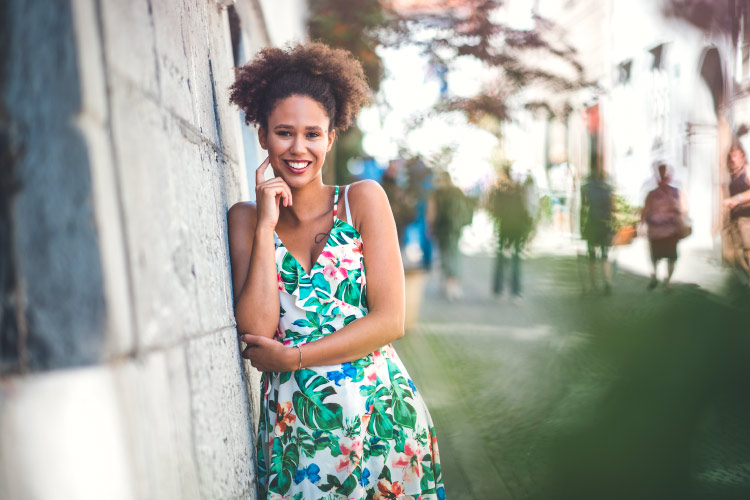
[358,45,499,189]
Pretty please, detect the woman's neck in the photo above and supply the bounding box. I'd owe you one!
[280,182,332,224]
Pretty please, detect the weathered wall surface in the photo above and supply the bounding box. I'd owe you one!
[0,1,307,498]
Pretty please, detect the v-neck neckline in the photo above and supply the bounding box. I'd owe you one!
[275,218,342,277]
[274,186,340,277]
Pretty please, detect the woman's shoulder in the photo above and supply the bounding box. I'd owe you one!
[228,201,258,235]
[344,180,391,228]
[347,179,385,198]
[347,180,390,212]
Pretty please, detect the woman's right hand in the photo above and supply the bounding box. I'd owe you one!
[255,157,292,230]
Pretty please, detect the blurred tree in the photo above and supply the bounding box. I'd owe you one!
[308,0,392,184]
[383,0,591,123]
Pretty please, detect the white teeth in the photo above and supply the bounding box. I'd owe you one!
[287,161,308,170]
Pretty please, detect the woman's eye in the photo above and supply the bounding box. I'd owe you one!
[307,132,320,139]
[277,131,292,137]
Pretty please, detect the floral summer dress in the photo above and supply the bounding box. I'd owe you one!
[257,185,445,500]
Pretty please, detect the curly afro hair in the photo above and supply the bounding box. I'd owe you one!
[229,42,370,132]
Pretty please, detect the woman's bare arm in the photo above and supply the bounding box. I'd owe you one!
[229,158,293,338]
[241,180,405,371]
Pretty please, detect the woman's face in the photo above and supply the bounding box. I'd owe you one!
[729,147,746,171]
[259,95,335,190]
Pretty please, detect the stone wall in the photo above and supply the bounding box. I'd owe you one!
[0,1,307,498]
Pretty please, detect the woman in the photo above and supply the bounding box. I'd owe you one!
[227,43,444,499]
[641,163,688,291]
[724,141,750,287]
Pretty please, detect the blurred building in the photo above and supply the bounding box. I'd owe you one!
[501,0,750,256]
[1,1,306,499]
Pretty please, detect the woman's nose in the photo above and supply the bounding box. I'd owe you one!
[290,135,305,154]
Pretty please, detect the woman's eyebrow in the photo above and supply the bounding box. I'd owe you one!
[273,124,324,131]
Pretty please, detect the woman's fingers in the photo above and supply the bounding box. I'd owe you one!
[257,178,292,207]
[255,156,271,186]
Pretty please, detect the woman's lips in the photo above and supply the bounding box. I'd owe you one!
[283,160,311,173]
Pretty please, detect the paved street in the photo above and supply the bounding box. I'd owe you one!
[395,248,750,500]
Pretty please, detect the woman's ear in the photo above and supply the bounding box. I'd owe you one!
[258,127,268,150]
[326,129,336,152]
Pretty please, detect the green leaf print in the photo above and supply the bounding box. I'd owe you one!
[269,439,299,494]
[378,465,392,482]
[343,415,361,437]
[280,253,299,294]
[367,436,388,457]
[292,369,344,431]
[364,385,394,439]
[335,276,360,306]
[295,427,316,458]
[387,359,417,430]
[310,271,331,295]
[340,473,358,496]
[318,474,341,493]
[330,221,358,245]
[279,371,292,385]
[292,311,336,338]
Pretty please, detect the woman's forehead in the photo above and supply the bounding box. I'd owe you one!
[269,95,329,124]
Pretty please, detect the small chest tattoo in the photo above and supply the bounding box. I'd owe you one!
[314,231,329,244]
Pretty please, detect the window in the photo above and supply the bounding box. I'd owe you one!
[616,60,632,85]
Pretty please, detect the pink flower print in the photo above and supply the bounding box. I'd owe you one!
[364,363,378,383]
[361,406,373,430]
[351,238,363,254]
[274,401,296,436]
[273,327,285,341]
[269,494,295,500]
[335,436,363,473]
[392,453,409,468]
[373,479,405,500]
[323,264,339,280]
[431,433,440,461]
[277,272,283,290]
[392,438,425,482]
[318,249,337,266]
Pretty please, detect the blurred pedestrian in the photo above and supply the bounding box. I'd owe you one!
[580,169,615,294]
[723,140,750,287]
[432,171,475,300]
[488,165,535,299]
[641,162,689,291]
[381,158,417,246]
[227,42,444,499]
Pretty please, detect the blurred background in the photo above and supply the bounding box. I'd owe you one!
[1,0,749,499]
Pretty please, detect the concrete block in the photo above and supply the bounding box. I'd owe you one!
[205,4,242,163]
[150,0,195,124]
[99,0,159,97]
[187,327,256,500]
[0,367,134,500]
[114,347,201,500]
[108,81,201,349]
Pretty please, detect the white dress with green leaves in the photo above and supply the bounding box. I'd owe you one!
[256,185,445,500]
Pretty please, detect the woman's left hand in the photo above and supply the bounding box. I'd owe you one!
[240,334,295,372]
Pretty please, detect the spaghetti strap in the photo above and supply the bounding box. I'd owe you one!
[344,184,352,224]
[333,185,339,222]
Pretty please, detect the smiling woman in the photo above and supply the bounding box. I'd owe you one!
[227,43,446,499]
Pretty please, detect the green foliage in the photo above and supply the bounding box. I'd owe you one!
[308,0,388,92]
[292,369,345,431]
[612,195,641,230]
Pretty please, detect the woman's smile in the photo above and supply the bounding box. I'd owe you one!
[283,159,312,173]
